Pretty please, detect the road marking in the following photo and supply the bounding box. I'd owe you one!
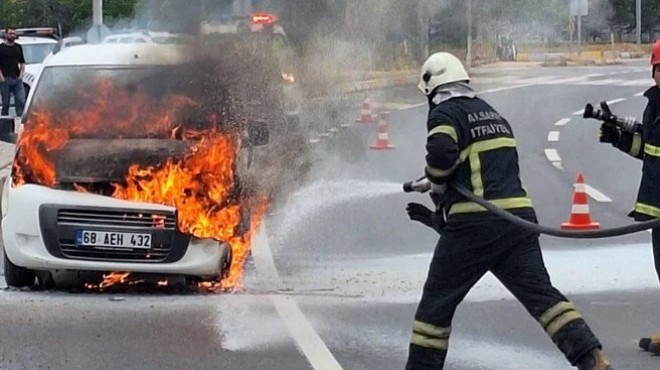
[251,224,344,370]
[544,148,561,162]
[480,84,534,94]
[554,118,570,126]
[606,98,626,105]
[584,184,613,203]
[635,91,645,97]
[547,131,560,142]
[576,78,623,86]
[551,162,565,171]
[572,109,585,116]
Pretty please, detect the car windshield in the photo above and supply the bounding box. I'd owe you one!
[20,42,57,64]
[27,65,216,139]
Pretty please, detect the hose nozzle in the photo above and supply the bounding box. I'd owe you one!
[403,177,431,193]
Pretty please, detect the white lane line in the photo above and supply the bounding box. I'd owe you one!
[551,162,565,171]
[402,84,536,112]
[480,84,534,94]
[606,98,626,105]
[584,184,613,203]
[547,131,560,142]
[544,148,561,162]
[572,109,585,116]
[635,91,645,97]
[251,224,344,370]
[554,118,570,126]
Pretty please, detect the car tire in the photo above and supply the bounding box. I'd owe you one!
[3,250,35,288]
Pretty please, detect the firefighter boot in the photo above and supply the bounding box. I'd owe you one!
[639,334,660,352]
[576,349,613,370]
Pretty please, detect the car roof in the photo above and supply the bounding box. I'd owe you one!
[17,36,58,45]
[43,43,197,67]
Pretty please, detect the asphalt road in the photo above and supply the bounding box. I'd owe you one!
[2,61,660,370]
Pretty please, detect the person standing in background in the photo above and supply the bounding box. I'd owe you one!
[0,27,26,117]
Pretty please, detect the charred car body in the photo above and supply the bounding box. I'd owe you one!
[1,42,270,289]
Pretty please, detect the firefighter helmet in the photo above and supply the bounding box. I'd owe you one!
[418,52,470,96]
[651,40,660,66]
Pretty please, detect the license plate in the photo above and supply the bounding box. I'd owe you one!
[75,230,152,249]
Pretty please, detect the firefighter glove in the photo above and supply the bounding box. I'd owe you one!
[406,202,446,233]
[599,123,620,145]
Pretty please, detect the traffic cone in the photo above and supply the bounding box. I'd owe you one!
[561,173,600,230]
[355,99,376,123]
[370,113,395,150]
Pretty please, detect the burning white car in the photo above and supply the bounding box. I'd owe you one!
[1,42,269,290]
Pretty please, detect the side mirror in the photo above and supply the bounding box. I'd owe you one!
[247,121,269,147]
[0,118,18,144]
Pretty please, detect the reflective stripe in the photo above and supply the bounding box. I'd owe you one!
[426,165,454,178]
[428,125,458,142]
[411,333,449,349]
[470,152,484,197]
[448,197,533,215]
[546,311,583,337]
[539,302,576,327]
[413,321,451,338]
[634,203,660,218]
[631,134,643,157]
[461,138,517,198]
[644,143,660,157]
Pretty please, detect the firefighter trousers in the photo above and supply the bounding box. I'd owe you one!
[405,215,602,370]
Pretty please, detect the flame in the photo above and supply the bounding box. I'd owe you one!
[14,79,270,291]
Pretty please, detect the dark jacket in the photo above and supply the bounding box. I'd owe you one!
[615,86,660,220]
[424,95,535,221]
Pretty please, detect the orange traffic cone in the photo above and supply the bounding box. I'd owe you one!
[370,113,395,150]
[561,173,600,230]
[355,99,376,123]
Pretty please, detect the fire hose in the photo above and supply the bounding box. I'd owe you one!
[402,101,660,239]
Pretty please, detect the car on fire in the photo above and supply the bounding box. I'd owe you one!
[0,42,270,289]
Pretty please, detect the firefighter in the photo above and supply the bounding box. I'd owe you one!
[598,39,660,355]
[404,52,613,370]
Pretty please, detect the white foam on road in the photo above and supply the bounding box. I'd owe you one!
[446,338,568,370]
[251,225,344,370]
[287,243,657,305]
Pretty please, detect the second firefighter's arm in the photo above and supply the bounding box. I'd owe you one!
[602,124,644,160]
[424,118,460,185]
[616,130,644,160]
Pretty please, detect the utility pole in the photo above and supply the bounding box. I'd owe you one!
[466,0,473,69]
[577,13,582,56]
[92,0,103,26]
[87,0,111,43]
[418,0,429,62]
[636,0,642,45]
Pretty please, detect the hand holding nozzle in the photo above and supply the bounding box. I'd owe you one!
[583,101,642,133]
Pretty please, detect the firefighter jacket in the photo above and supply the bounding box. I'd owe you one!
[424,95,535,220]
[614,85,660,221]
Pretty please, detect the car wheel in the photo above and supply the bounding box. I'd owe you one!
[35,271,55,290]
[3,250,35,288]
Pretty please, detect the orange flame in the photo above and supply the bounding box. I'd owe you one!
[14,79,269,291]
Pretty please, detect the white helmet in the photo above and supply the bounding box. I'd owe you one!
[417,52,470,96]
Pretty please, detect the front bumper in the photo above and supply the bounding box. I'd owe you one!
[2,184,225,276]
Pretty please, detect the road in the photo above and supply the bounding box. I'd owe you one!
[1,60,660,370]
